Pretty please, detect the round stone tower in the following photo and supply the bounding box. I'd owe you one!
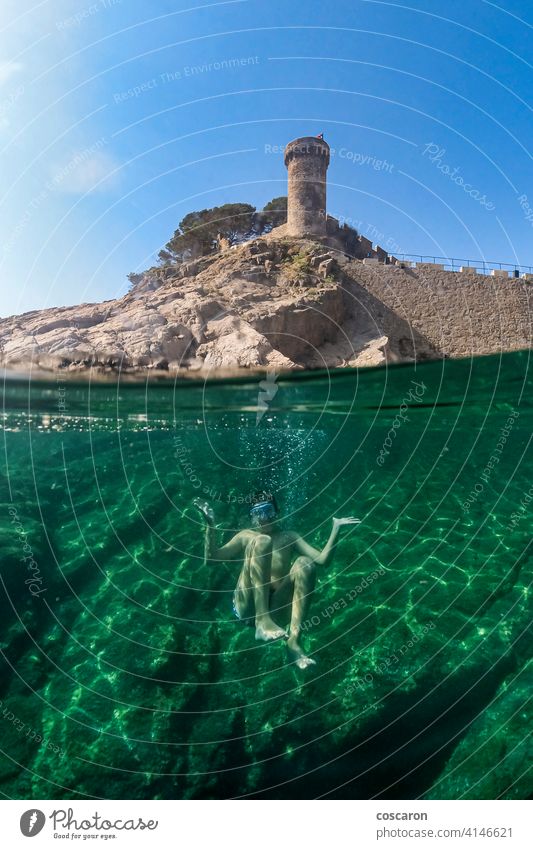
[284,135,330,237]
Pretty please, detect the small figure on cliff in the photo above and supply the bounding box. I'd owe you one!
[193,493,360,669]
[216,233,231,251]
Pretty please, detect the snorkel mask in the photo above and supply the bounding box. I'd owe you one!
[249,500,277,526]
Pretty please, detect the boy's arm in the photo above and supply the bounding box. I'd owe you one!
[207,528,246,563]
[194,499,246,564]
[291,516,361,568]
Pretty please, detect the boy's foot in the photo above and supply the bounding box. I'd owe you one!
[255,618,287,642]
[287,637,317,669]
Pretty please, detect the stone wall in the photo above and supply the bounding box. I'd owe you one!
[348,262,532,358]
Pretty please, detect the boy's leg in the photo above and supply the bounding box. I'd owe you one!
[234,535,286,642]
[287,556,317,668]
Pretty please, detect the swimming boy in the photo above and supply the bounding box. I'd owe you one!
[193,493,360,669]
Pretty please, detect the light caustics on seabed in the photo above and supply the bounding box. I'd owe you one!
[0,351,531,799]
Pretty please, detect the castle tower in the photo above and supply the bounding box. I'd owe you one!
[284,135,330,237]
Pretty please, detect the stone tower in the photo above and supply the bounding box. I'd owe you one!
[284,135,330,237]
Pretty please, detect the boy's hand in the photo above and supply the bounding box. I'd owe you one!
[333,516,361,528]
[193,498,215,526]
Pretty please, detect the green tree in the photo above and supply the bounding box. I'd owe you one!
[254,196,287,232]
[159,203,256,263]
[157,197,289,267]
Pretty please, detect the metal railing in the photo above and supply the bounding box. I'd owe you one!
[388,254,533,277]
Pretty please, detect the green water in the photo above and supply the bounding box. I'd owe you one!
[1,352,531,800]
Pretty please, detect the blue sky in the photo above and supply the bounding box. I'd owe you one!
[0,0,532,316]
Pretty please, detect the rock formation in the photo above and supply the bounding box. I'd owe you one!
[0,230,530,374]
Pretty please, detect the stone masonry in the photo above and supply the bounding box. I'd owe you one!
[284,136,330,237]
[351,262,531,359]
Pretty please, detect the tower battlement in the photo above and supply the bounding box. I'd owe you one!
[283,137,331,167]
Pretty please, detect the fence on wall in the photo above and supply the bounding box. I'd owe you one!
[389,254,533,277]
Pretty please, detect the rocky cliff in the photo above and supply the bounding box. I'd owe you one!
[0,233,530,373]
